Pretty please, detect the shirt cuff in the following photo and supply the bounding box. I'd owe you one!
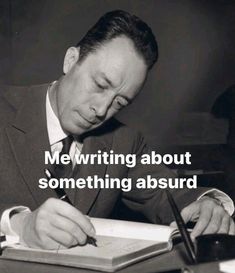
[0,206,31,245]
[197,189,235,216]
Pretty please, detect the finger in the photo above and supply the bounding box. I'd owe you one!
[217,213,230,234]
[23,228,60,250]
[203,206,224,234]
[36,235,60,250]
[61,205,95,237]
[45,199,95,237]
[202,206,223,235]
[34,223,75,250]
[50,214,87,245]
[191,204,213,239]
[47,226,79,248]
[229,219,235,235]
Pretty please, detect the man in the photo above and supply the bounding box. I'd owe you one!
[0,10,234,250]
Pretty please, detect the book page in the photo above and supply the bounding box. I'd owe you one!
[91,218,177,242]
[59,235,166,260]
[219,259,235,273]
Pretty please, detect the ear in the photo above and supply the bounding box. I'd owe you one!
[63,47,80,74]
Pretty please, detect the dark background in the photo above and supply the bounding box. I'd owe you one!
[0,0,235,148]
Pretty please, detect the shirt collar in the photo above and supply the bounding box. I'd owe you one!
[46,86,68,146]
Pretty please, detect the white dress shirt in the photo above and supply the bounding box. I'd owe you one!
[46,88,83,166]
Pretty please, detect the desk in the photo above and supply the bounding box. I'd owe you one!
[0,244,222,273]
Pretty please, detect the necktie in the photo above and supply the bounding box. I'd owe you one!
[53,135,74,178]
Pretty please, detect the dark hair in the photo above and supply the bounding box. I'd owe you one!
[76,10,158,70]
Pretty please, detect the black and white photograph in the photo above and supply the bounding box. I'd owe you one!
[0,1,235,272]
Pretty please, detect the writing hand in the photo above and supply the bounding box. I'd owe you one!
[170,197,235,240]
[11,198,95,249]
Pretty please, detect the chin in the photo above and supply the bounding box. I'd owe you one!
[59,122,81,135]
[70,126,87,135]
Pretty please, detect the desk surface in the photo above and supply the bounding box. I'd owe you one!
[0,244,222,273]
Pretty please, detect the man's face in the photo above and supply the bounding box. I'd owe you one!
[54,36,147,135]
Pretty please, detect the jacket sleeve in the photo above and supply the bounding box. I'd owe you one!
[121,131,210,224]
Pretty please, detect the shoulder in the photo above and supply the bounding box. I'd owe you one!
[0,84,48,127]
[112,119,144,145]
[0,85,29,108]
[90,118,142,137]
[87,118,145,150]
[0,85,28,126]
[0,84,48,108]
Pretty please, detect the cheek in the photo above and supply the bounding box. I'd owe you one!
[57,92,69,113]
[57,76,97,118]
[56,90,75,120]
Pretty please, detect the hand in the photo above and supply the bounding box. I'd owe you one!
[11,198,95,249]
[170,197,235,240]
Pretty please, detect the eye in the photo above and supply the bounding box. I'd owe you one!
[112,96,129,110]
[97,83,105,89]
[95,80,108,90]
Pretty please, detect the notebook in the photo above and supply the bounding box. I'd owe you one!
[0,218,178,272]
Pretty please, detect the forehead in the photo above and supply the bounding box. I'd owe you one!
[81,36,147,92]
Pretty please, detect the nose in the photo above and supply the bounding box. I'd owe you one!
[91,96,113,118]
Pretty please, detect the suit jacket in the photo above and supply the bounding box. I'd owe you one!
[0,84,208,224]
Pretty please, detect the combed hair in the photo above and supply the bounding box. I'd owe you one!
[76,10,158,70]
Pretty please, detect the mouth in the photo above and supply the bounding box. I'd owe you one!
[81,114,97,125]
[75,111,97,128]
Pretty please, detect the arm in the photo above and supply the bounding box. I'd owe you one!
[122,131,235,236]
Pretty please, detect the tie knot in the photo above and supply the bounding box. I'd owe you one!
[61,135,74,155]
[53,135,74,179]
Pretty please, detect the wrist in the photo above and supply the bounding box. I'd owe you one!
[10,211,31,239]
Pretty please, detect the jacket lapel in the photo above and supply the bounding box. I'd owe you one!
[5,84,57,206]
[5,83,115,212]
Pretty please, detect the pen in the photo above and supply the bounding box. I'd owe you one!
[165,190,197,264]
[44,168,97,247]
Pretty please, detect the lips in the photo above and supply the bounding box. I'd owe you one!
[75,111,96,128]
[81,114,97,124]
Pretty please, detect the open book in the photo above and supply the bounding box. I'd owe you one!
[1,218,178,272]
